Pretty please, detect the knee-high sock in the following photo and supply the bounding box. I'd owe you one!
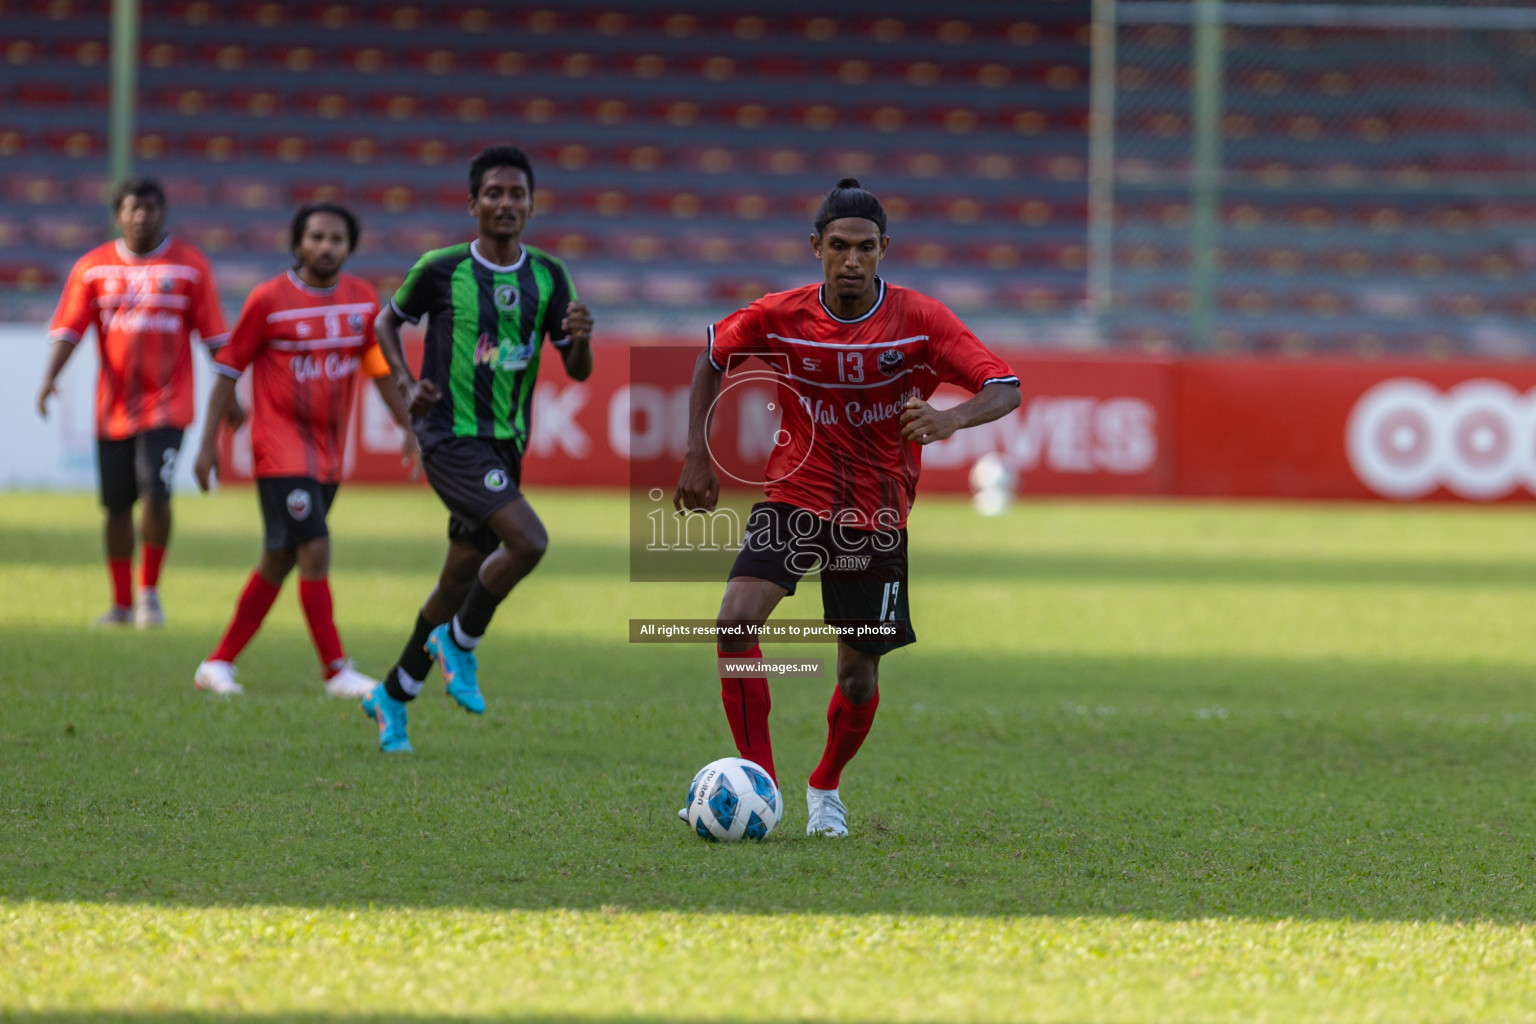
[109,557,132,609]
[140,543,166,589]
[719,643,775,782]
[298,577,345,675]
[210,572,281,663]
[808,686,880,791]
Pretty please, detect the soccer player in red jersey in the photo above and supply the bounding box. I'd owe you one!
[674,179,1022,837]
[37,178,233,628]
[189,202,416,698]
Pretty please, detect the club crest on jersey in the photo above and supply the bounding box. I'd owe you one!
[878,349,905,376]
[484,469,509,492]
[286,488,312,521]
[158,276,174,292]
[348,312,364,333]
[493,284,520,311]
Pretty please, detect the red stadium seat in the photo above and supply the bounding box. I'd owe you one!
[362,183,418,213]
[289,181,348,204]
[230,89,284,118]
[43,129,103,159]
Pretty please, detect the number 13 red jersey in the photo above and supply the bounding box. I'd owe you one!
[708,279,1019,529]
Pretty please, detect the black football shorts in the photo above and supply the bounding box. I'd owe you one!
[421,436,524,555]
[728,501,915,655]
[97,427,184,512]
[257,476,338,551]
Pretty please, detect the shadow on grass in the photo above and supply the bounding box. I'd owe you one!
[4,622,1536,923]
[6,516,1536,588]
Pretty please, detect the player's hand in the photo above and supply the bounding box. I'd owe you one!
[193,444,218,493]
[405,378,440,418]
[36,381,58,420]
[224,401,246,430]
[899,397,959,445]
[401,428,422,481]
[673,454,720,513]
[561,302,594,346]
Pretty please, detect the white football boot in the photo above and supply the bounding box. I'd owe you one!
[134,587,164,628]
[805,785,849,837]
[194,659,243,695]
[323,660,378,699]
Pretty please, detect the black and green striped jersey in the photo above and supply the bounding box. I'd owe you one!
[390,239,575,452]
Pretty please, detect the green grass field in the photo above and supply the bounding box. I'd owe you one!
[5,487,1536,1022]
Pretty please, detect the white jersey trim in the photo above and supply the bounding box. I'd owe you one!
[766,332,926,350]
[268,336,367,352]
[471,239,527,273]
[817,278,886,323]
[115,236,174,263]
[286,270,339,296]
[49,328,82,345]
[389,297,421,325]
[212,363,243,380]
[267,302,375,323]
[94,293,189,310]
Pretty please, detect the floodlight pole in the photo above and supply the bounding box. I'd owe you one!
[1087,0,1118,343]
[109,0,140,193]
[1189,0,1223,349]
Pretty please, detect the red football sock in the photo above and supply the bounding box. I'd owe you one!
[140,543,166,589]
[298,576,346,676]
[210,572,281,663]
[808,686,881,791]
[718,643,775,782]
[108,557,132,609]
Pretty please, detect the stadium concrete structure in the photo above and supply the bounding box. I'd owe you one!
[2,0,1536,355]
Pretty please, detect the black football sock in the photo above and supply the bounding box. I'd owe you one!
[453,578,504,645]
[398,612,435,681]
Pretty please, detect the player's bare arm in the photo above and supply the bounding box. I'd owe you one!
[35,338,76,419]
[374,304,440,417]
[372,373,422,479]
[193,373,240,491]
[674,351,724,513]
[900,382,1021,444]
[557,301,594,381]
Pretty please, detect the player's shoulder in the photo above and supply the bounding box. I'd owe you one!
[882,281,944,312]
[70,240,121,271]
[335,271,382,305]
[750,283,821,316]
[522,243,569,275]
[411,242,471,271]
[163,237,213,270]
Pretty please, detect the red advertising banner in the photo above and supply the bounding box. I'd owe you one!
[216,342,1536,503]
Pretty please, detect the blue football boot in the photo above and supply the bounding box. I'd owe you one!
[361,682,413,753]
[427,623,484,714]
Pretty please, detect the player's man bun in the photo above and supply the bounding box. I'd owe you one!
[813,178,887,237]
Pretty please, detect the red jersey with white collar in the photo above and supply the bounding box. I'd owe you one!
[49,237,229,439]
[708,279,1018,528]
[214,271,380,482]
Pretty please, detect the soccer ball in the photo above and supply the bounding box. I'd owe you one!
[968,452,1017,517]
[685,757,781,841]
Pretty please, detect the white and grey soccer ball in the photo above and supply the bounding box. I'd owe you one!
[969,452,1018,517]
[685,757,781,841]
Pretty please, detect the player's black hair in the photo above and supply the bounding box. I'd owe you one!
[469,145,536,197]
[112,176,166,211]
[290,201,361,252]
[812,177,887,237]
